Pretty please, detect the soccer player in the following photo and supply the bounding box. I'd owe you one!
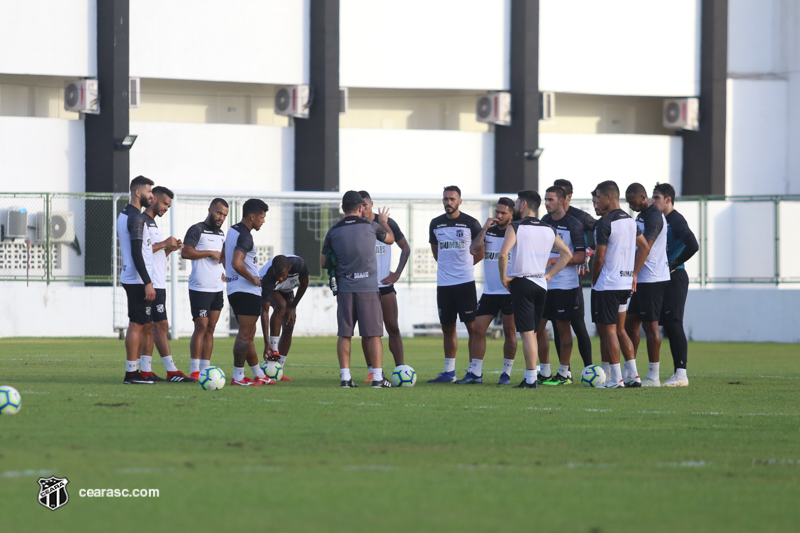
[320,191,395,388]
[427,185,483,383]
[456,197,517,385]
[590,181,650,388]
[624,182,671,387]
[224,199,274,386]
[538,186,586,385]
[652,183,698,387]
[259,254,310,380]
[140,186,195,382]
[498,190,572,389]
[118,175,156,384]
[552,178,595,368]
[182,198,228,380]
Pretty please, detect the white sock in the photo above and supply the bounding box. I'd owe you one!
[648,362,660,380]
[373,368,383,381]
[503,358,514,375]
[676,368,687,379]
[199,359,210,372]
[602,361,611,377]
[126,360,138,372]
[140,355,152,373]
[558,365,569,378]
[251,364,265,378]
[472,359,483,376]
[190,358,200,373]
[233,366,245,381]
[539,363,551,378]
[269,336,280,352]
[624,359,638,378]
[524,368,538,384]
[444,358,456,373]
[279,355,287,366]
[611,363,622,384]
[340,368,351,381]
[367,366,374,374]
[161,355,178,372]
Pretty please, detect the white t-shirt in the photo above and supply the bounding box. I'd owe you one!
[428,212,482,287]
[183,221,225,293]
[593,209,640,291]
[118,204,153,285]
[482,225,510,295]
[507,217,557,290]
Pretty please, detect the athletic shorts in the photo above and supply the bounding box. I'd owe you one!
[228,292,262,317]
[122,283,153,325]
[591,289,631,325]
[263,289,295,306]
[476,293,513,317]
[379,285,396,297]
[189,290,224,319]
[337,291,384,337]
[542,287,581,322]
[437,281,477,325]
[152,288,168,322]
[659,269,689,324]
[509,277,547,333]
[628,281,669,322]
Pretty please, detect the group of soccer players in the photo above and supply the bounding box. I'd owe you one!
[118,175,697,390]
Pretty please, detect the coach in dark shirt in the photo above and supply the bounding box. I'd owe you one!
[321,191,394,388]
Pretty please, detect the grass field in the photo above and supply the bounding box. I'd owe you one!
[1,336,799,532]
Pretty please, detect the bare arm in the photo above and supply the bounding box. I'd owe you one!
[592,245,607,287]
[545,235,573,283]
[290,276,309,309]
[181,245,220,262]
[632,234,651,292]
[499,225,517,290]
[430,243,438,262]
[320,253,327,270]
[381,237,410,285]
[376,207,395,245]
[470,218,497,255]
[232,250,260,286]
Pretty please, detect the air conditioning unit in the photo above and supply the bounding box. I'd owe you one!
[36,212,76,244]
[4,209,28,239]
[663,97,699,131]
[64,79,100,114]
[129,77,141,109]
[476,92,511,126]
[540,91,556,120]
[274,85,311,118]
[339,87,349,114]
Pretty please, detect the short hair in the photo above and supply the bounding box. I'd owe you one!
[517,190,541,212]
[653,182,676,203]
[130,175,154,194]
[625,182,647,197]
[271,255,290,274]
[553,179,573,196]
[595,181,620,198]
[545,186,566,200]
[358,190,371,201]
[443,185,461,197]
[342,190,363,213]
[152,186,174,199]
[242,198,269,217]
[210,198,229,209]
[497,197,515,210]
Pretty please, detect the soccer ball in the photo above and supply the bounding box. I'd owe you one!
[391,365,417,387]
[259,360,283,381]
[0,386,22,415]
[580,365,606,388]
[199,367,226,390]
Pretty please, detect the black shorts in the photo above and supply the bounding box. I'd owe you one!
[189,290,224,319]
[152,288,168,322]
[543,287,581,322]
[228,292,262,317]
[628,281,669,322]
[437,281,477,325]
[379,285,396,297]
[660,269,689,324]
[263,289,295,306]
[509,278,547,333]
[122,283,153,325]
[337,291,384,337]
[476,293,513,317]
[591,289,631,325]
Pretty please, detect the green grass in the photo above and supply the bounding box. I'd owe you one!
[1,337,799,532]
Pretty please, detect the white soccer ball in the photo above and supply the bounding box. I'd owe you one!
[0,386,22,415]
[199,367,226,390]
[391,365,417,387]
[580,365,606,388]
[259,360,284,381]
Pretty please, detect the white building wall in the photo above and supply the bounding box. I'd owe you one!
[0,0,97,77]
[129,0,309,85]
[340,0,510,90]
[540,0,701,97]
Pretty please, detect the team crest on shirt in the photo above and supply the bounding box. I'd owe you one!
[456,230,464,237]
[38,476,70,511]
